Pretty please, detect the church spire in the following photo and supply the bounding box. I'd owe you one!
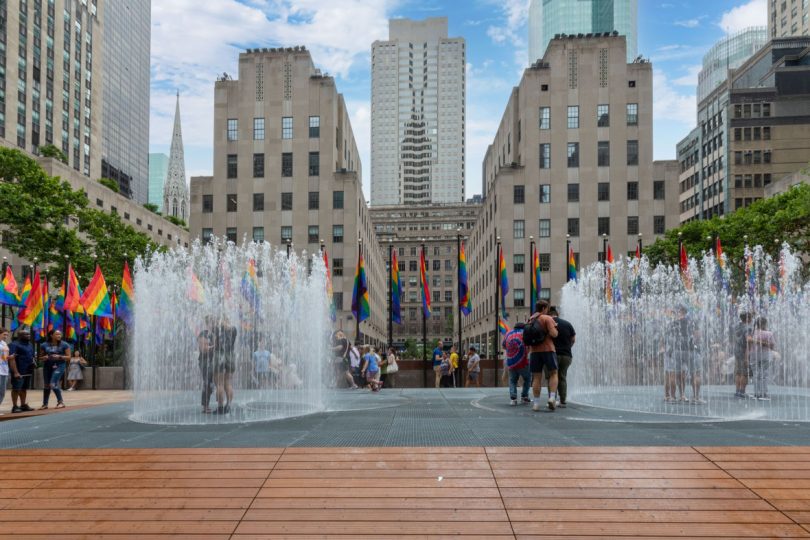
[163,92,189,222]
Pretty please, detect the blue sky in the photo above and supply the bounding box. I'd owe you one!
[148,0,767,199]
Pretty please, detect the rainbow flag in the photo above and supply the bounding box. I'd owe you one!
[188,270,205,303]
[241,259,261,309]
[605,244,614,304]
[391,250,402,324]
[11,274,32,332]
[679,243,693,291]
[632,244,642,298]
[715,238,726,270]
[80,265,113,318]
[499,245,508,317]
[117,261,134,326]
[323,250,337,322]
[498,316,511,336]
[458,241,471,316]
[0,266,19,306]
[567,246,577,282]
[64,266,82,313]
[65,315,77,341]
[419,248,431,318]
[745,249,756,297]
[531,249,541,312]
[18,270,45,329]
[351,250,369,323]
[47,295,63,334]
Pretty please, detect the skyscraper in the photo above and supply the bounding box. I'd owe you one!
[528,0,638,63]
[371,17,466,206]
[769,0,810,38]
[163,94,189,223]
[148,153,169,211]
[101,0,151,202]
[697,27,767,104]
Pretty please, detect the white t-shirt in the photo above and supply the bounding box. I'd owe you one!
[349,347,361,369]
[0,340,9,376]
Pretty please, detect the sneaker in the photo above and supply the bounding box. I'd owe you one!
[559,401,567,408]
[758,395,771,401]
[11,406,21,413]
[510,399,518,406]
[521,397,531,404]
[20,404,33,412]
[547,397,556,411]
[532,401,541,412]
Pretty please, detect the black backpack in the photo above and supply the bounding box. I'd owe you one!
[522,317,547,346]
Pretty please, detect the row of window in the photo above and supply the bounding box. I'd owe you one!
[732,103,771,119]
[513,180,666,204]
[202,190,345,212]
[733,126,771,142]
[538,140,638,168]
[227,116,320,141]
[511,215,666,239]
[202,225,332,245]
[226,152,320,179]
[539,103,638,130]
[733,149,772,165]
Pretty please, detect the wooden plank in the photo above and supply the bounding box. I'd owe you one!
[0,536,229,540]
[496,478,744,489]
[268,468,494,479]
[20,461,278,471]
[233,520,515,535]
[256,487,501,498]
[242,508,509,522]
[262,477,496,488]
[772,500,810,512]
[1,454,278,463]
[507,509,793,524]
[750,488,810,500]
[487,446,699,454]
[489,453,709,462]
[495,469,732,479]
[742,479,810,489]
[714,461,810,470]
[511,521,810,537]
[502,497,774,511]
[696,446,810,453]
[701,453,810,462]
[2,497,254,510]
[2,469,272,480]
[0,448,282,456]
[499,487,758,499]
[43,477,266,489]
[284,446,485,454]
[276,453,490,462]
[22,487,261,498]
[274,460,493,470]
[490,460,721,470]
[232,536,514,540]
[0,521,240,535]
[724,469,810,480]
[248,497,505,510]
[786,512,810,524]
[0,509,246,521]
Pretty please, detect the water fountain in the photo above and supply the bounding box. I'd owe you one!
[131,238,331,424]
[562,244,810,421]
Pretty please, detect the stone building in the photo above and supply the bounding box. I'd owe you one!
[162,94,190,223]
[769,0,810,38]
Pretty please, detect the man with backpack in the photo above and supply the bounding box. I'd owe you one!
[523,300,559,411]
[549,306,576,408]
[503,322,531,406]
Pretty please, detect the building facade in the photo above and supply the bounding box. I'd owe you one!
[100,0,151,202]
[528,0,638,63]
[148,153,169,211]
[697,27,767,104]
[163,94,190,222]
[769,0,810,38]
[463,35,678,357]
[0,0,102,179]
[370,202,481,348]
[189,47,386,345]
[370,17,466,206]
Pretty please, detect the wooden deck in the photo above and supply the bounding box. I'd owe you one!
[1,446,810,538]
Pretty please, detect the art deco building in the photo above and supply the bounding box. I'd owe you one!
[769,0,810,38]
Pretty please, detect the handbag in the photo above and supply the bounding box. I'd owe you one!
[387,355,399,374]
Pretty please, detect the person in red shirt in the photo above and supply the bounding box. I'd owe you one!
[526,300,559,411]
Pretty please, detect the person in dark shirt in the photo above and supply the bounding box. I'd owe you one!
[734,312,753,398]
[198,319,216,414]
[39,329,71,409]
[8,328,35,413]
[213,321,237,414]
[549,307,576,407]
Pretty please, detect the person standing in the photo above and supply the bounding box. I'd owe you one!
[213,320,237,414]
[465,346,481,387]
[449,345,460,388]
[503,323,531,406]
[198,321,215,413]
[524,300,559,411]
[549,307,576,408]
[331,330,357,388]
[39,329,70,409]
[384,347,399,389]
[253,335,271,388]
[0,328,9,415]
[734,312,753,398]
[8,328,35,413]
[749,317,776,400]
[66,350,87,391]
[432,340,443,389]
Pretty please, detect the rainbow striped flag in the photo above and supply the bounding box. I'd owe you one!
[80,265,113,318]
[11,274,32,332]
[351,250,369,323]
[18,270,45,329]
[323,250,337,322]
[47,295,63,334]
[64,266,82,313]
[679,243,693,291]
[419,248,431,318]
[391,250,402,324]
[117,261,134,326]
[745,249,756,297]
[632,244,642,298]
[458,241,471,316]
[0,265,19,306]
[498,316,511,336]
[188,270,205,303]
[605,244,614,304]
[241,259,261,309]
[567,246,577,282]
[531,248,541,310]
[499,245,508,317]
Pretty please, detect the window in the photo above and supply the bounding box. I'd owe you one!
[626,103,638,126]
[598,217,610,236]
[654,215,665,234]
[513,220,525,239]
[333,225,344,243]
[253,153,264,177]
[282,152,293,176]
[513,254,525,273]
[281,226,293,244]
[763,126,771,140]
[598,182,610,201]
[227,194,237,212]
[308,152,319,176]
[202,228,213,244]
[253,117,264,140]
[539,254,550,272]
[567,106,579,128]
[627,216,639,236]
[333,258,343,277]
[539,107,550,129]
[227,154,237,178]
[653,181,665,200]
[253,193,264,212]
[597,104,609,127]
[227,118,238,141]
[333,292,343,311]
[410,247,417,257]
[308,226,319,244]
[598,141,610,166]
[202,194,213,213]
[409,260,417,272]
[568,183,579,202]
[308,191,319,210]
[513,185,525,204]
[539,143,550,168]
[539,184,550,203]
[309,116,320,138]
[333,191,344,209]
[441,290,450,302]
[627,181,638,200]
[539,219,550,237]
[253,227,264,243]
[567,218,579,237]
[282,116,293,139]
[627,140,638,166]
[762,103,770,117]
[281,192,293,211]
[567,142,579,167]
[226,227,237,243]
[433,260,441,272]
[514,289,525,307]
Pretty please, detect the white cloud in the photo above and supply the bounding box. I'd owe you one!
[672,64,702,87]
[674,18,701,28]
[344,100,372,197]
[718,0,767,33]
[653,69,696,125]
[484,0,530,48]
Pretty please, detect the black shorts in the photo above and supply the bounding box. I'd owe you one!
[11,374,32,391]
[530,352,558,373]
[216,357,236,374]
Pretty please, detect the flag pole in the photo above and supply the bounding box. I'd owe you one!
[565,234,571,282]
[388,238,393,351]
[529,236,535,315]
[421,240,427,388]
[121,254,128,390]
[494,236,500,387]
[456,229,463,388]
[90,254,97,390]
[61,255,69,336]
[356,237,361,346]
[111,283,117,389]
[1,257,7,328]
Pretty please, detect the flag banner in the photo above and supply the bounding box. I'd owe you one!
[499,245,508,317]
[241,259,261,310]
[80,265,113,318]
[351,250,370,323]
[18,270,44,328]
[391,249,402,324]
[117,261,134,326]
[680,243,693,291]
[419,248,431,318]
[64,266,82,313]
[568,246,577,282]
[498,316,511,336]
[458,241,471,316]
[188,269,205,303]
[323,250,337,322]
[0,266,20,306]
[531,248,541,311]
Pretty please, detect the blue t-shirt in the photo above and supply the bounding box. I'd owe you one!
[9,340,35,374]
[364,353,378,373]
[41,342,70,363]
[432,347,443,367]
[253,350,270,373]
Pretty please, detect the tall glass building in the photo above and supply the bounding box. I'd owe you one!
[148,153,169,212]
[529,0,637,63]
[101,0,151,203]
[697,27,767,104]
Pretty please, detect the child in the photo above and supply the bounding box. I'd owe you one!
[66,350,87,391]
[0,328,9,414]
[749,317,776,400]
[360,345,380,391]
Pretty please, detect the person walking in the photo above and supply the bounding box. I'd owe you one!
[0,328,9,415]
[549,307,576,408]
[384,347,399,389]
[749,316,776,400]
[465,346,481,388]
[449,345,460,387]
[66,350,87,391]
[524,300,559,411]
[432,340,444,389]
[8,328,35,413]
[331,330,357,388]
[503,323,531,406]
[39,329,70,409]
[360,345,380,391]
[734,312,753,398]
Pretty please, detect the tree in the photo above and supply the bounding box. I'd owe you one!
[39,144,68,164]
[98,177,120,193]
[403,338,419,360]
